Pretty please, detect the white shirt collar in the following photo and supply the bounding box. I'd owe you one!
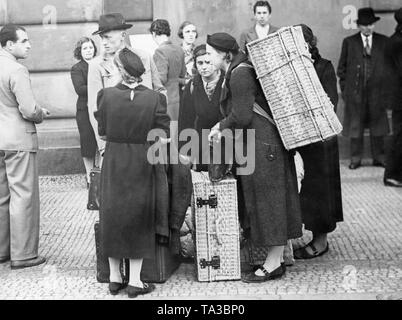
[360,33,373,47]
[255,24,270,39]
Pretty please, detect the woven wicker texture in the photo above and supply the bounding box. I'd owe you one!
[246,26,343,150]
[192,171,241,282]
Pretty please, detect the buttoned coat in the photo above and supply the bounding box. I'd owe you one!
[337,32,390,138]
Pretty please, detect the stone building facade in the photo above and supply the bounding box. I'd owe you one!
[0,0,399,174]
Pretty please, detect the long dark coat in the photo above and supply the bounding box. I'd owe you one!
[178,72,225,171]
[385,30,402,111]
[219,53,302,247]
[95,84,170,259]
[337,32,390,138]
[70,60,97,158]
[298,57,344,234]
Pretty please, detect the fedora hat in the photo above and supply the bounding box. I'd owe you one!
[93,13,133,35]
[356,7,380,26]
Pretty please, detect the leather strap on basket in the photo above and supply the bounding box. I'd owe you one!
[233,63,277,127]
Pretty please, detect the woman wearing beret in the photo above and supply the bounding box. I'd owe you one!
[178,44,225,171]
[95,48,170,298]
[70,37,98,187]
[293,25,344,260]
[207,33,302,282]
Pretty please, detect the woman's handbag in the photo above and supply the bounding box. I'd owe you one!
[87,154,102,211]
[87,167,101,210]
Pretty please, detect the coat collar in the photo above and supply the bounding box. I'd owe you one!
[0,48,17,61]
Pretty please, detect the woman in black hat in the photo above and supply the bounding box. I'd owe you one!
[207,33,302,282]
[95,48,170,298]
[293,24,344,259]
[178,44,225,172]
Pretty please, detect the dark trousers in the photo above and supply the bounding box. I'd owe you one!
[351,135,385,164]
[384,110,402,181]
[350,89,385,164]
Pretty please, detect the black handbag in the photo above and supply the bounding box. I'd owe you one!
[87,167,101,210]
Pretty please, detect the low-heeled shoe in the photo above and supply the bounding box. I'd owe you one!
[242,265,285,283]
[349,162,361,170]
[127,283,156,299]
[109,282,126,295]
[0,256,10,264]
[384,178,402,188]
[10,256,46,270]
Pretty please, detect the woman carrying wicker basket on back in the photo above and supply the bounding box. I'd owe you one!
[207,33,302,282]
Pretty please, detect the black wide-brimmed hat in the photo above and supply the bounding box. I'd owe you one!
[93,13,133,35]
[356,7,380,26]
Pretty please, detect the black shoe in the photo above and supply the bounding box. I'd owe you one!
[10,256,46,270]
[0,256,10,264]
[373,160,385,167]
[109,282,126,296]
[349,162,361,170]
[127,283,156,299]
[242,265,285,283]
[294,242,329,260]
[384,178,402,188]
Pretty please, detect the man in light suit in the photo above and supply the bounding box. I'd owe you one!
[88,13,166,156]
[0,24,49,269]
[239,1,279,54]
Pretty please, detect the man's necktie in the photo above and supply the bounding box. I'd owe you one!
[364,36,371,56]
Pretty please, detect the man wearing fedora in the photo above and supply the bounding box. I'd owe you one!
[88,13,165,156]
[383,8,402,187]
[337,7,390,170]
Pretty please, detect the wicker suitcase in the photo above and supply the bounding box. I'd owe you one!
[192,171,241,282]
[246,26,343,150]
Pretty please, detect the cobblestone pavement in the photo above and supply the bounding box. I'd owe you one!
[0,161,401,300]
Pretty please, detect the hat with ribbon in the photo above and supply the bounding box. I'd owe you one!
[207,33,239,53]
[93,13,133,35]
[356,7,380,26]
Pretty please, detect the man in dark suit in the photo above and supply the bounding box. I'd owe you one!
[384,8,402,187]
[239,1,279,54]
[337,7,390,169]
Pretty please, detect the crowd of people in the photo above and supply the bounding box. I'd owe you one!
[0,1,401,299]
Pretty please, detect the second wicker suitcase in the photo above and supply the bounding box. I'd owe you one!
[192,171,241,282]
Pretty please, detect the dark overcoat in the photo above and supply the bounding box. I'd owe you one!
[385,30,402,111]
[70,60,97,158]
[219,53,302,247]
[95,84,170,259]
[337,32,390,138]
[298,57,344,234]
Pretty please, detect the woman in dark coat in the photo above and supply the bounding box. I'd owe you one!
[95,48,170,298]
[207,33,302,282]
[70,37,98,186]
[294,25,344,259]
[178,44,225,171]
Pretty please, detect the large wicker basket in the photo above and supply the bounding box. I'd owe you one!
[246,26,343,150]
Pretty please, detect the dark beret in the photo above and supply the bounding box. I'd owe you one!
[119,48,145,78]
[395,8,402,24]
[193,44,207,59]
[207,33,239,53]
